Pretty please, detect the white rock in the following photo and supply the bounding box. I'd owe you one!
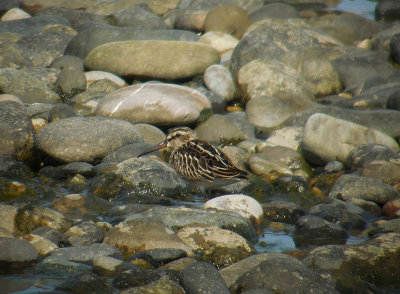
[24,234,58,256]
[302,113,400,164]
[85,71,127,87]
[260,126,304,151]
[1,8,31,21]
[203,64,235,101]
[198,31,239,54]
[95,83,211,125]
[203,194,263,225]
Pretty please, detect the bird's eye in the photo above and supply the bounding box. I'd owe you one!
[175,133,181,138]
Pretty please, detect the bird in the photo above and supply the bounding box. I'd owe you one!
[137,126,248,190]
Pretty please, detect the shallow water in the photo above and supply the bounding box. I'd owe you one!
[333,0,377,19]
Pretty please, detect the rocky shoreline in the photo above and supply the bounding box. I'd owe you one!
[1,0,400,293]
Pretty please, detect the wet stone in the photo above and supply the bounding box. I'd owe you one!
[262,201,305,224]
[54,68,87,101]
[119,278,185,294]
[93,256,140,277]
[57,272,113,294]
[0,237,39,273]
[48,103,78,122]
[112,268,162,290]
[64,220,104,246]
[31,226,69,247]
[293,215,349,246]
[128,248,187,267]
[346,144,399,170]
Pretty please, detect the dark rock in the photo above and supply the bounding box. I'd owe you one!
[102,142,160,164]
[49,55,85,71]
[230,253,338,294]
[274,176,310,194]
[293,215,349,246]
[0,237,39,273]
[36,6,108,29]
[0,101,35,162]
[62,162,94,177]
[111,4,168,29]
[0,0,22,13]
[249,3,299,22]
[65,220,104,246]
[57,272,113,294]
[375,0,400,22]
[181,262,230,294]
[48,103,78,122]
[262,201,305,224]
[112,268,162,290]
[329,174,400,205]
[346,144,398,170]
[128,248,187,267]
[386,88,400,109]
[369,218,400,235]
[65,26,199,58]
[391,33,400,64]
[31,226,69,247]
[0,156,33,178]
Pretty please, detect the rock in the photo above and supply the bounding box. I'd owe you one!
[372,23,400,52]
[346,144,398,170]
[262,201,305,224]
[329,174,400,205]
[93,256,139,276]
[21,0,97,13]
[49,55,84,71]
[48,103,78,122]
[126,206,257,242]
[178,225,253,268]
[22,234,58,256]
[198,31,239,54]
[302,113,399,165]
[31,226,69,247]
[284,105,400,138]
[293,215,349,246]
[181,262,230,294]
[15,23,77,67]
[36,6,108,29]
[15,205,72,235]
[112,269,163,291]
[35,116,142,163]
[204,5,251,39]
[103,217,193,259]
[119,278,185,294]
[331,49,394,94]
[263,126,303,151]
[90,157,189,199]
[102,142,161,164]
[0,100,35,161]
[85,40,220,80]
[387,88,400,110]
[57,272,113,294]
[0,38,36,68]
[203,194,263,225]
[246,95,313,132]
[248,146,311,178]
[309,200,367,231]
[0,68,60,104]
[111,5,168,29]
[131,124,165,145]
[203,64,235,102]
[391,33,400,64]
[360,159,400,186]
[1,8,31,21]
[238,59,314,102]
[230,252,339,293]
[64,221,104,246]
[0,237,39,272]
[375,0,400,22]
[129,248,187,267]
[54,68,86,100]
[66,26,200,58]
[249,3,299,21]
[369,218,400,235]
[304,233,400,290]
[195,114,247,145]
[0,204,17,234]
[36,243,122,276]
[95,83,211,126]
[382,198,400,218]
[85,71,127,87]
[0,156,33,179]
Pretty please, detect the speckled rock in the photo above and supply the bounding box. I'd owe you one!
[95,83,211,126]
[85,40,220,80]
[35,116,142,163]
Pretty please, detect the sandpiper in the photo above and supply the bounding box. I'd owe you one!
[137,127,247,190]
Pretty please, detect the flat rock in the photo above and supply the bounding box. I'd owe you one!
[95,83,210,126]
[329,174,400,205]
[0,237,39,272]
[85,40,220,80]
[35,116,142,163]
[302,113,399,165]
[103,217,193,259]
[203,194,263,225]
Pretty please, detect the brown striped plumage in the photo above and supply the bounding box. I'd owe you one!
[137,127,247,184]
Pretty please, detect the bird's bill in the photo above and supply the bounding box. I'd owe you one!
[137,141,167,158]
